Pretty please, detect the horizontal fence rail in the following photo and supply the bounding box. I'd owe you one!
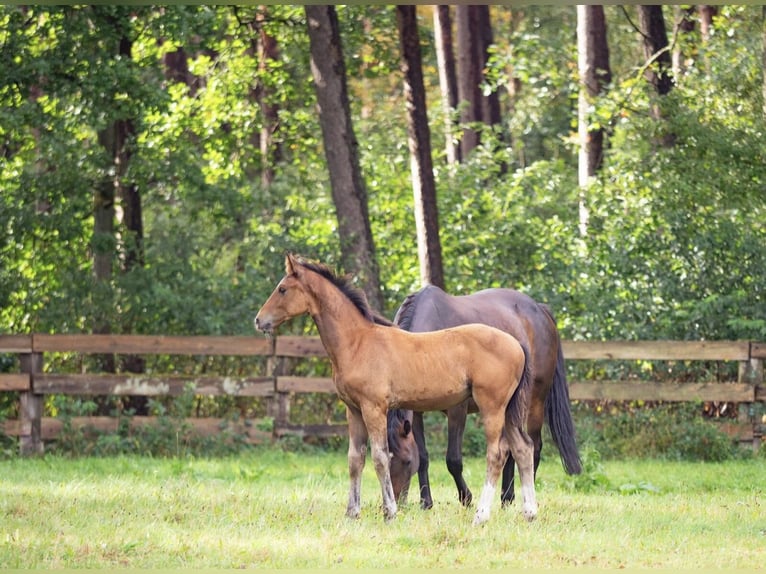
[0,334,763,454]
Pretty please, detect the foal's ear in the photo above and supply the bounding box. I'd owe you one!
[285,253,300,276]
[402,420,412,437]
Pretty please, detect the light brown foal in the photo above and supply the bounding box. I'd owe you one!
[255,254,537,524]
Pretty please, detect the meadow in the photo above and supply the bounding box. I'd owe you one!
[0,449,763,569]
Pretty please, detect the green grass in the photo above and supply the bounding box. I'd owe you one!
[0,449,763,568]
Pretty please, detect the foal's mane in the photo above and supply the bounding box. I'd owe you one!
[295,256,394,326]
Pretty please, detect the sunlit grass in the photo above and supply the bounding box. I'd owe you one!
[0,450,763,568]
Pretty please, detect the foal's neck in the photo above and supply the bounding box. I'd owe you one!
[304,269,374,364]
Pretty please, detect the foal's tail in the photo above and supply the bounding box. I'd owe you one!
[507,343,532,430]
[541,305,582,475]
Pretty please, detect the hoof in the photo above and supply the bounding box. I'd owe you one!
[472,513,489,526]
[346,508,361,520]
[522,504,538,522]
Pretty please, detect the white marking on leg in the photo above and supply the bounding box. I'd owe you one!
[473,481,496,525]
[521,483,538,521]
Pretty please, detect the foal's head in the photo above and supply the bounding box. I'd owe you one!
[255,253,314,334]
[255,253,382,334]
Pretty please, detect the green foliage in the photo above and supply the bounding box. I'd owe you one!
[1,6,764,443]
[572,402,745,462]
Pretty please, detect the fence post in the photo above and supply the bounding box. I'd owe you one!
[738,343,764,452]
[266,337,290,439]
[19,351,44,456]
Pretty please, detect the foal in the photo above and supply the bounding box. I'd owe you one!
[255,254,536,524]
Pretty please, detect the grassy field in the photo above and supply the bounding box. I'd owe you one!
[0,448,763,569]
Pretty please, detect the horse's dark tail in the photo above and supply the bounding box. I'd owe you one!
[507,343,532,430]
[541,306,582,475]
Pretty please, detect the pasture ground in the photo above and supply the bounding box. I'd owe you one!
[0,449,763,569]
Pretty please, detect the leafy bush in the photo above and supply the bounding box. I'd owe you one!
[571,402,745,462]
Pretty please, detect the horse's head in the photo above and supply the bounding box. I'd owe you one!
[255,253,313,334]
[387,410,419,504]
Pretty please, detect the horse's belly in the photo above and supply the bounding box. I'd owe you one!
[392,377,471,411]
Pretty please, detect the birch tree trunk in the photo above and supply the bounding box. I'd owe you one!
[576,5,611,237]
[433,5,460,165]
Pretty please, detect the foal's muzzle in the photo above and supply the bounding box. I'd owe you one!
[254,316,272,334]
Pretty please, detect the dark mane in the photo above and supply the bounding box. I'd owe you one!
[296,256,391,324]
[392,286,428,331]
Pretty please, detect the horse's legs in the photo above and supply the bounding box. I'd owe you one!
[345,405,368,519]
[527,388,546,476]
[446,403,472,506]
[502,376,548,507]
[506,424,538,521]
[361,405,398,522]
[411,411,433,509]
[473,410,510,526]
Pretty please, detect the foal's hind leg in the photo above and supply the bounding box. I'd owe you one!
[473,410,510,526]
[506,424,538,521]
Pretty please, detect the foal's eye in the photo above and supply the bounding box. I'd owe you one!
[278,286,286,295]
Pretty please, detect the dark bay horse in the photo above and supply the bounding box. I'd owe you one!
[255,254,536,524]
[388,285,581,509]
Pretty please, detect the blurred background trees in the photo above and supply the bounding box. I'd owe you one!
[1,4,764,344]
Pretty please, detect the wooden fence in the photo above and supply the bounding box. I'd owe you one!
[0,334,764,455]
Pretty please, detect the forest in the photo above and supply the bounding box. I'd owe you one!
[1,4,764,348]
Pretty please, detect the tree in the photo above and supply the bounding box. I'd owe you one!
[304,5,383,310]
[396,5,444,289]
[637,5,672,97]
[576,5,611,236]
[456,6,483,157]
[238,6,282,190]
[763,6,766,119]
[636,5,674,148]
[433,5,460,165]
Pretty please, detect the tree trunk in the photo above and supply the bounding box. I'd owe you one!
[762,6,766,119]
[256,8,281,189]
[637,5,674,147]
[672,6,695,79]
[116,31,148,410]
[477,6,501,129]
[93,127,116,376]
[456,6,501,161]
[396,5,445,289]
[456,5,482,157]
[699,5,717,42]
[305,5,383,311]
[433,5,460,165]
[576,5,611,237]
[637,5,673,96]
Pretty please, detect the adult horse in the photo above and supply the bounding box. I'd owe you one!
[388,285,581,509]
[255,254,535,524]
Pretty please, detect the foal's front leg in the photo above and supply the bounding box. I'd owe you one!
[361,405,398,521]
[346,406,368,519]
